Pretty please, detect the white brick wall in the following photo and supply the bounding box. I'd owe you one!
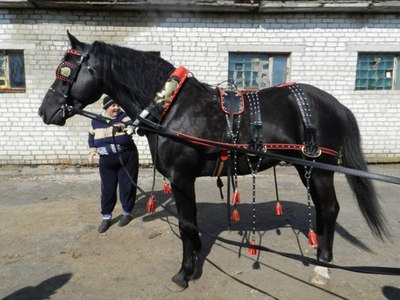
[1,9,400,164]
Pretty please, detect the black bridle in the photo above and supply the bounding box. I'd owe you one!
[50,45,92,118]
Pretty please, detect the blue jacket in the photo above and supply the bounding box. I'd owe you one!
[88,111,135,155]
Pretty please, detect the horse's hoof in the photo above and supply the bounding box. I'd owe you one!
[171,273,188,291]
[310,266,330,285]
[166,280,187,292]
[310,272,329,285]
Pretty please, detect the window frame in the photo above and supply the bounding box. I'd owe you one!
[355,52,400,91]
[228,52,290,91]
[0,50,26,93]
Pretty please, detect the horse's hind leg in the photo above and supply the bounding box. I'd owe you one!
[170,176,202,289]
[310,169,340,263]
[296,166,340,284]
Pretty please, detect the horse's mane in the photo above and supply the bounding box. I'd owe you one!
[90,41,175,107]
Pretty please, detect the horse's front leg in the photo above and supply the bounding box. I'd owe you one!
[170,176,202,289]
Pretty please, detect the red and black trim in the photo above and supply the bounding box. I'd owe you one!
[160,66,190,121]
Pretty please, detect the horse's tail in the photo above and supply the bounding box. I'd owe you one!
[341,109,389,239]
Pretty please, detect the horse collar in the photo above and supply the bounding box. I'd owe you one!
[134,66,189,130]
[159,66,189,120]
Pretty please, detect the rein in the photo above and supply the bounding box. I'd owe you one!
[71,105,400,185]
[135,115,400,186]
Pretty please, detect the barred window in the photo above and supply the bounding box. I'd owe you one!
[355,52,400,90]
[228,52,289,89]
[0,50,26,92]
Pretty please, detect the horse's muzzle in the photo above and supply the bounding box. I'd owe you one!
[38,106,66,126]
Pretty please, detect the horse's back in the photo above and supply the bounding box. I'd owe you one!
[258,83,351,152]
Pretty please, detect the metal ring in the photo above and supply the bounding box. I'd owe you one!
[301,145,322,158]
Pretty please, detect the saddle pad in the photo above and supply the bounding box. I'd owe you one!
[218,87,244,115]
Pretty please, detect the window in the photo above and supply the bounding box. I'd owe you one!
[355,52,400,90]
[228,52,289,89]
[0,50,26,92]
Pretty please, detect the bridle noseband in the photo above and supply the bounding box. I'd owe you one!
[50,45,92,118]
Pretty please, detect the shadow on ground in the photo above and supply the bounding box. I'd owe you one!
[142,199,371,283]
[3,273,72,300]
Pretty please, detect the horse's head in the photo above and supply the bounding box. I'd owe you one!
[38,31,103,125]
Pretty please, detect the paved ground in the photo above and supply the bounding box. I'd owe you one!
[0,164,399,300]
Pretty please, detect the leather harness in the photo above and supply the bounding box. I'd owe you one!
[135,67,334,166]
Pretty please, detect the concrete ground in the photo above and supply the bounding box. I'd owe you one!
[0,164,399,300]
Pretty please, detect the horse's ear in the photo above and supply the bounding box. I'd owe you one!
[67,30,84,50]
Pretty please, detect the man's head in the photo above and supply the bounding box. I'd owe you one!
[103,96,116,110]
[103,96,121,118]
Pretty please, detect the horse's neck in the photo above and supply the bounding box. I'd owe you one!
[93,43,177,163]
[97,44,173,116]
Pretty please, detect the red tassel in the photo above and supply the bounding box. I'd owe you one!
[231,190,240,205]
[231,209,240,222]
[146,194,156,213]
[163,182,171,194]
[275,202,283,216]
[220,150,229,161]
[308,229,318,247]
[248,240,259,256]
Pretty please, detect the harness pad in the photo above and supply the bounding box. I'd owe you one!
[218,87,244,115]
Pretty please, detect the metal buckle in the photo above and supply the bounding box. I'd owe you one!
[301,145,322,158]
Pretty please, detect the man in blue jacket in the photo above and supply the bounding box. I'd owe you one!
[88,96,139,233]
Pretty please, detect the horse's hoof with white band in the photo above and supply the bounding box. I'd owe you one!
[310,266,330,285]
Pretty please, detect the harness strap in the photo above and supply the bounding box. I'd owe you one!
[288,84,321,158]
[247,92,263,151]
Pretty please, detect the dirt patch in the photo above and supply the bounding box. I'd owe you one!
[0,165,399,299]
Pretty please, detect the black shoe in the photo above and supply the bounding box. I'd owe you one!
[118,215,133,227]
[98,219,111,233]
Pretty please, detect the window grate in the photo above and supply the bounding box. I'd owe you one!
[228,52,288,89]
[355,53,398,90]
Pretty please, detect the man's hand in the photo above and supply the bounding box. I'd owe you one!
[112,123,126,134]
[88,152,97,163]
[124,125,136,135]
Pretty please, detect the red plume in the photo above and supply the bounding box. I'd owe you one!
[146,194,156,213]
[248,240,259,256]
[163,182,171,194]
[308,229,318,247]
[231,209,240,222]
[275,202,283,216]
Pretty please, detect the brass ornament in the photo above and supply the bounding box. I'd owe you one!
[154,78,179,108]
[60,66,71,78]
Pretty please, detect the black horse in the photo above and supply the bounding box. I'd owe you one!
[38,32,387,289]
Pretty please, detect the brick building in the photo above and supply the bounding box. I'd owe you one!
[1,0,400,165]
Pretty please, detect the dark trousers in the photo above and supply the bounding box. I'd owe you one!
[99,148,139,216]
